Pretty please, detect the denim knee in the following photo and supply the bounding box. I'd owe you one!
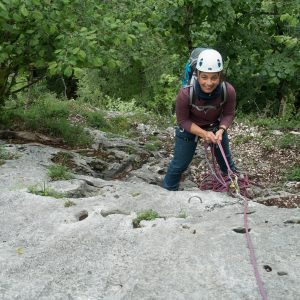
[163,127,197,190]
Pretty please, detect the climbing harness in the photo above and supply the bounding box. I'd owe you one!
[199,141,269,300]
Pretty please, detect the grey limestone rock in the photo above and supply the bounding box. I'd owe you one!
[0,142,299,300]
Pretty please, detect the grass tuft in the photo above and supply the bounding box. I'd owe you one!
[132,209,160,228]
[28,183,65,198]
[48,164,74,181]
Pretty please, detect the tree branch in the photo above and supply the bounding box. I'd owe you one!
[11,76,45,95]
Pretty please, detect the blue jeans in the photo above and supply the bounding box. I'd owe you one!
[163,127,236,191]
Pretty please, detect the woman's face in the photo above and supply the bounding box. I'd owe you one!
[197,72,220,94]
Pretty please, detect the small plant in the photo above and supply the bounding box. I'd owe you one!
[233,134,254,145]
[144,141,161,152]
[48,164,74,180]
[260,139,274,151]
[64,199,76,207]
[123,146,138,155]
[0,146,17,163]
[285,167,300,181]
[277,134,300,149]
[178,209,188,218]
[132,209,160,228]
[131,192,141,197]
[28,183,65,198]
[51,151,75,168]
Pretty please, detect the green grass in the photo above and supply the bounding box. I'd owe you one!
[236,114,300,130]
[144,141,161,152]
[0,146,17,165]
[0,89,175,149]
[51,151,74,168]
[132,209,160,228]
[233,134,254,146]
[64,199,76,207]
[48,164,74,181]
[0,96,93,147]
[277,134,300,149]
[178,209,188,218]
[285,167,300,181]
[28,183,65,198]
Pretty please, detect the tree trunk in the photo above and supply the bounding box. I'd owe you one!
[0,67,10,106]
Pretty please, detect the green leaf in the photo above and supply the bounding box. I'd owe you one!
[72,48,80,55]
[78,50,86,61]
[12,12,23,22]
[50,25,57,34]
[138,23,148,32]
[92,57,103,67]
[73,67,84,77]
[126,36,133,47]
[32,11,43,20]
[0,2,7,11]
[20,5,29,17]
[64,66,73,77]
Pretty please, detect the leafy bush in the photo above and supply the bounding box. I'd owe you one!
[85,111,111,130]
[149,73,180,116]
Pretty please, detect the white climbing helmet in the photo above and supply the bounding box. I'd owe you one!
[196,49,223,72]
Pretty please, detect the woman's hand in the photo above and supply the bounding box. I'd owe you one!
[215,129,224,142]
[203,131,218,144]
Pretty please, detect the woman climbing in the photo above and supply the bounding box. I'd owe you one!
[163,48,237,191]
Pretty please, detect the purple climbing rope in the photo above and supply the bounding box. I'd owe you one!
[199,141,269,300]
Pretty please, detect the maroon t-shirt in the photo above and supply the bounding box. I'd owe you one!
[176,81,236,132]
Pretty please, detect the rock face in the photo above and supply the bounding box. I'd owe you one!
[0,141,299,300]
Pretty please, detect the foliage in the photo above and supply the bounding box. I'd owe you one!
[51,151,74,168]
[220,0,300,117]
[150,74,180,116]
[233,134,254,145]
[1,0,299,119]
[285,167,300,181]
[277,134,300,149]
[144,141,162,152]
[64,199,76,207]
[237,114,300,130]
[0,93,93,147]
[132,209,160,228]
[28,183,65,198]
[0,0,150,104]
[48,164,74,181]
[0,145,15,162]
[178,209,187,219]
